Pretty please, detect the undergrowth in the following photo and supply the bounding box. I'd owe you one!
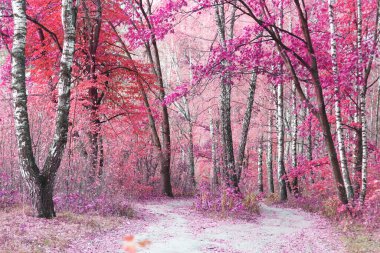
[194,181,260,218]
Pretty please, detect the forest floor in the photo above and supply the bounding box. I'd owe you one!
[3,198,379,252]
[68,198,347,253]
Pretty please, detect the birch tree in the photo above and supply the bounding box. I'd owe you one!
[11,0,77,218]
[328,0,354,201]
[291,82,299,195]
[236,71,257,181]
[210,110,220,188]
[214,0,238,188]
[231,0,349,204]
[267,114,274,193]
[257,135,264,193]
[357,0,380,204]
[276,78,287,201]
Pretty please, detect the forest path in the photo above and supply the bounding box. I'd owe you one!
[69,198,347,253]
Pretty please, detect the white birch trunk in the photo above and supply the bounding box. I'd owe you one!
[360,89,368,204]
[328,0,354,201]
[277,82,287,201]
[291,82,299,195]
[375,80,380,147]
[11,0,77,218]
[267,115,274,193]
[214,1,238,188]
[210,109,219,188]
[258,136,264,193]
[356,0,368,204]
[11,0,41,214]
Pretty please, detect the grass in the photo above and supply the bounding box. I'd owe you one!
[265,192,380,253]
[0,205,131,253]
[341,224,380,253]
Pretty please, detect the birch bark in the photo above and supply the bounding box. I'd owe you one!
[236,71,257,181]
[210,110,220,188]
[11,0,77,218]
[291,82,299,195]
[267,115,274,193]
[328,0,354,201]
[214,1,238,189]
[257,136,264,193]
[277,80,287,201]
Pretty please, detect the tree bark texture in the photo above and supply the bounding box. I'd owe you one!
[236,71,257,182]
[267,114,274,193]
[11,0,77,218]
[328,0,354,201]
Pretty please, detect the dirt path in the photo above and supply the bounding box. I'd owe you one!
[69,199,347,253]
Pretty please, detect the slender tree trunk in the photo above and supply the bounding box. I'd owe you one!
[145,40,173,197]
[98,135,104,177]
[257,136,264,193]
[313,78,348,204]
[180,97,196,186]
[355,0,369,203]
[294,0,348,204]
[328,0,354,201]
[87,129,99,184]
[188,121,196,186]
[352,129,363,196]
[375,80,380,147]
[307,114,314,183]
[137,1,174,197]
[236,71,257,181]
[111,9,174,195]
[267,115,274,193]
[214,2,238,189]
[210,111,220,188]
[82,0,103,185]
[233,0,349,204]
[220,83,237,188]
[11,0,77,218]
[11,0,41,214]
[360,87,368,204]
[291,82,299,195]
[276,81,287,201]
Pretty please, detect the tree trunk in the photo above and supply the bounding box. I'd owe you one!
[294,0,348,204]
[11,0,77,218]
[307,115,314,183]
[214,2,239,189]
[98,135,104,177]
[266,115,274,193]
[276,81,287,201]
[236,71,257,182]
[360,88,368,204]
[121,1,173,197]
[210,111,220,188]
[188,121,196,186]
[181,97,196,186]
[156,55,173,197]
[375,80,380,147]
[220,81,238,188]
[82,0,103,185]
[257,136,264,193]
[328,0,354,201]
[36,176,56,217]
[291,82,299,196]
[110,19,175,195]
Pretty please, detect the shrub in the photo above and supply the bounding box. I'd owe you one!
[194,181,260,217]
[322,196,340,219]
[54,193,134,217]
[265,193,281,204]
[243,192,260,214]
